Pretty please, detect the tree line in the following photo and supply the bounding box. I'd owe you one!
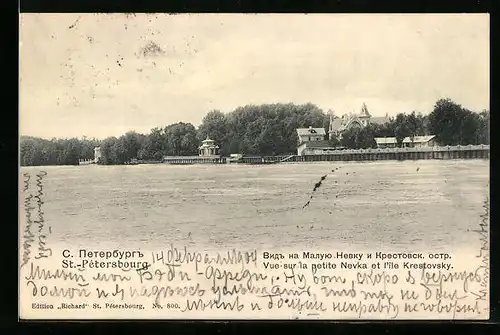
[336,99,489,149]
[20,98,489,166]
[20,136,100,166]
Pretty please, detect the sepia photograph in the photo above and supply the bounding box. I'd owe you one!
[19,13,489,320]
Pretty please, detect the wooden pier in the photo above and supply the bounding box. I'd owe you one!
[291,145,490,163]
[163,156,227,164]
[78,159,95,165]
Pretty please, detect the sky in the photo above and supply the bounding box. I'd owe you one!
[19,14,489,140]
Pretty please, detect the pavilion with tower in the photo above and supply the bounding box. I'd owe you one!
[198,136,219,157]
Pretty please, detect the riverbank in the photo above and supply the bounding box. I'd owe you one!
[72,144,490,166]
[159,145,489,165]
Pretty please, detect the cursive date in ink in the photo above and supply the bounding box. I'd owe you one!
[33,171,52,260]
[470,196,489,302]
[20,173,35,269]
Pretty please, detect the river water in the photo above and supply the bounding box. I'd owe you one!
[20,160,489,255]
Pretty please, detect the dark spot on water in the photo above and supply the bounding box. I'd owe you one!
[68,17,80,29]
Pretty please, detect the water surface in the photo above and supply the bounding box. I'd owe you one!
[21,160,489,253]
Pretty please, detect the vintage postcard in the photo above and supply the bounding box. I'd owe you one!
[19,13,490,320]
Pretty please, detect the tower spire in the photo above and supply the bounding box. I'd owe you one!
[360,102,371,117]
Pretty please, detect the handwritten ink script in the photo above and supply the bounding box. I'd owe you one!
[19,244,489,319]
[18,175,489,319]
[20,171,52,270]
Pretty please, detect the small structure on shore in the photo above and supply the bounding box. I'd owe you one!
[94,146,102,164]
[375,137,398,149]
[403,135,436,148]
[79,146,102,165]
[227,153,243,163]
[162,135,224,164]
[199,136,219,157]
[375,135,436,149]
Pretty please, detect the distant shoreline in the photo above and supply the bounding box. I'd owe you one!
[20,144,490,168]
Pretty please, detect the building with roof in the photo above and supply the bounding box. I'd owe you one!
[297,140,342,156]
[374,135,437,148]
[198,136,219,156]
[296,126,327,144]
[296,126,330,155]
[295,103,392,155]
[402,135,436,148]
[375,137,398,149]
[328,103,390,140]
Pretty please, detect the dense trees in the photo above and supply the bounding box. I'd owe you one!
[20,99,489,166]
[217,103,328,155]
[138,127,165,161]
[164,122,198,156]
[20,136,100,166]
[427,98,489,146]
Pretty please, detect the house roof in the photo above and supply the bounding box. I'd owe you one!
[202,136,214,143]
[375,137,397,144]
[370,116,390,125]
[329,118,344,132]
[329,114,390,133]
[402,135,436,143]
[297,127,326,136]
